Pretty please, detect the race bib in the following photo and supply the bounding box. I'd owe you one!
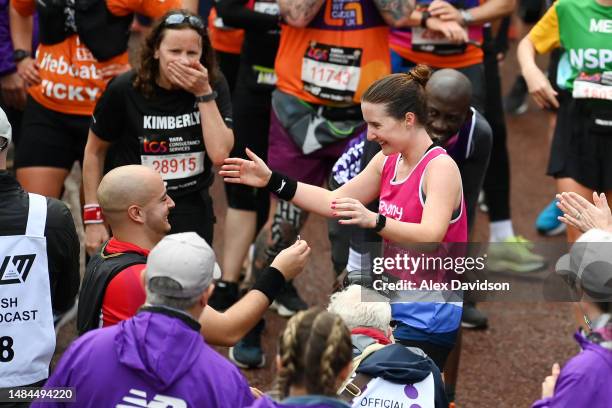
[139,134,205,182]
[573,71,612,101]
[141,152,204,181]
[351,375,435,408]
[301,42,362,103]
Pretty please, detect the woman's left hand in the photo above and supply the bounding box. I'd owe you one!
[167,60,213,96]
[332,197,377,228]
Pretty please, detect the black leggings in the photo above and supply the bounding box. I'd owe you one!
[482,26,511,222]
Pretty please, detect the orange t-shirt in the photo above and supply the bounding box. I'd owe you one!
[275,0,390,106]
[11,0,181,116]
[207,8,244,55]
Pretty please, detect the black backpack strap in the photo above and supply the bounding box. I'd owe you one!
[76,242,147,335]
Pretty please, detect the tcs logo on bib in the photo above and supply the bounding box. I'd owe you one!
[324,0,363,27]
[142,139,169,154]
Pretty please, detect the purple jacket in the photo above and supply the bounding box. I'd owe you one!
[0,0,38,77]
[532,331,612,408]
[33,308,255,408]
[248,395,351,408]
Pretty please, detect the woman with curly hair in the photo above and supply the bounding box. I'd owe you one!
[248,308,354,408]
[82,9,233,251]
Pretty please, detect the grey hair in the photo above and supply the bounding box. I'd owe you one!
[145,277,201,310]
[327,285,391,332]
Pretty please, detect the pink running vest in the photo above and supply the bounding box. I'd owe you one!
[379,146,467,240]
[379,146,468,280]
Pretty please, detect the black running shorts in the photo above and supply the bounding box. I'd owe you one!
[548,97,612,191]
[14,96,90,170]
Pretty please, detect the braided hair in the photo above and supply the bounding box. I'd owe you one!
[273,308,353,399]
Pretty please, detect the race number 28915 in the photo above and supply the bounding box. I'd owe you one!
[141,152,205,181]
[152,157,197,175]
[0,336,14,362]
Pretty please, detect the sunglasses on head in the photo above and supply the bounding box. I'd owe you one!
[162,13,205,30]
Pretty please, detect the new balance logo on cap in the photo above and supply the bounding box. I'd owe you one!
[0,254,36,285]
[116,389,187,408]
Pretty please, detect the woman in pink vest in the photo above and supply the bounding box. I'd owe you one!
[221,65,467,370]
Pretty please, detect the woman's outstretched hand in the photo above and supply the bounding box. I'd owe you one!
[332,197,377,228]
[220,148,272,187]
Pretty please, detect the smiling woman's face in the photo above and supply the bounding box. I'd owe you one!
[362,102,413,155]
[155,28,203,85]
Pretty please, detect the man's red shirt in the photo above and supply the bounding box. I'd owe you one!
[100,238,149,327]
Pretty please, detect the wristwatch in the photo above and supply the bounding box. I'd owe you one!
[373,213,387,232]
[460,9,474,25]
[195,90,218,103]
[420,11,431,28]
[13,49,30,63]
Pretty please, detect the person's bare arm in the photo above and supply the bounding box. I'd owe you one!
[200,240,311,346]
[221,149,383,218]
[428,0,514,25]
[82,131,111,255]
[9,3,32,54]
[198,100,234,166]
[278,0,325,27]
[372,0,416,27]
[517,36,559,109]
[379,156,461,243]
[9,4,39,86]
[200,291,269,346]
[459,0,514,24]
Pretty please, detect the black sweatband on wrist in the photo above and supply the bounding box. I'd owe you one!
[266,171,298,201]
[251,267,286,304]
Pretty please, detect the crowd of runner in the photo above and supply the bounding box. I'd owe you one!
[0,0,611,406]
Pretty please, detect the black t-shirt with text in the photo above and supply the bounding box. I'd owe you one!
[92,70,232,196]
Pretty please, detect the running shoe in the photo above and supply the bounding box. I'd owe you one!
[486,236,546,273]
[461,302,488,330]
[503,76,529,115]
[270,281,308,317]
[229,320,266,369]
[535,199,566,236]
[208,280,239,311]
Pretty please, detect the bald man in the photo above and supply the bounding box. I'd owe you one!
[77,165,311,347]
[426,69,492,231]
[77,165,176,333]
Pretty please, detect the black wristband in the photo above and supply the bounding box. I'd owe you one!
[420,11,431,28]
[196,90,218,103]
[373,213,387,232]
[251,266,286,304]
[266,171,298,201]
